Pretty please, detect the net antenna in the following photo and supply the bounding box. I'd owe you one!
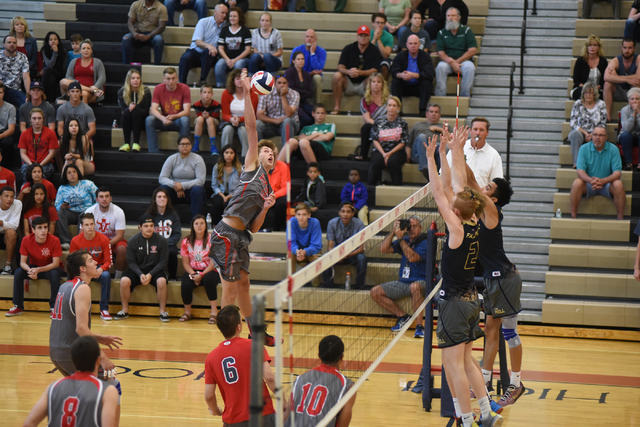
[255,183,443,427]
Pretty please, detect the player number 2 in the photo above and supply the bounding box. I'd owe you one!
[52,293,64,320]
[61,396,79,427]
[295,383,328,416]
[464,241,479,270]
[221,357,239,384]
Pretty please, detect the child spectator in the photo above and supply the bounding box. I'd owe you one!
[193,84,221,155]
[22,183,57,235]
[340,169,369,225]
[294,162,325,212]
[288,203,323,281]
[279,103,335,165]
[66,34,83,67]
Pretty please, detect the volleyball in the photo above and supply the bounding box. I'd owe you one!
[251,71,274,95]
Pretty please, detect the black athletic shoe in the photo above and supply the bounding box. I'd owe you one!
[248,327,282,347]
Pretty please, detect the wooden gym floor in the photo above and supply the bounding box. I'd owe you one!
[1,312,639,426]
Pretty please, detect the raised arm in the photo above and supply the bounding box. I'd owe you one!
[437,134,454,202]
[465,162,498,228]
[448,126,470,194]
[240,70,259,171]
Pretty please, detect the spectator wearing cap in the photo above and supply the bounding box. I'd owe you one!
[331,26,383,115]
[0,83,16,168]
[322,202,367,289]
[55,81,97,141]
[19,81,56,132]
[114,214,170,322]
[0,35,30,108]
[122,0,168,65]
[18,108,59,179]
[391,34,434,116]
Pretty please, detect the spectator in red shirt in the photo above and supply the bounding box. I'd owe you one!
[18,163,56,203]
[18,108,59,181]
[0,148,16,192]
[265,145,290,231]
[22,182,58,236]
[6,216,63,317]
[70,213,113,321]
[204,305,278,424]
[144,67,191,153]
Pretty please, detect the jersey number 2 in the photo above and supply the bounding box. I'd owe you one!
[221,357,239,384]
[52,293,64,320]
[295,383,329,416]
[61,396,79,427]
[464,241,479,270]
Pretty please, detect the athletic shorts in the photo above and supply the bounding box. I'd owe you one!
[51,358,76,377]
[380,280,426,300]
[292,140,330,161]
[380,58,392,70]
[123,269,168,290]
[224,413,275,427]
[483,272,522,318]
[436,298,484,348]
[613,84,629,102]
[584,182,613,199]
[210,220,252,282]
[345,78,366,96]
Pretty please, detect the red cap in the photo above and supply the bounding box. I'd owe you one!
[357,25,370,36]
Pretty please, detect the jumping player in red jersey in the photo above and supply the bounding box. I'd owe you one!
[208,70,278,345]
[25,335,119,427]
[204,304,281,426]
[49,250,123,423]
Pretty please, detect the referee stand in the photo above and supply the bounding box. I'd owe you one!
[414,224,510,418]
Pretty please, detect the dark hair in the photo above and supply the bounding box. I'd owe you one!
[229,7,245,26]
[200,83,213,91]
[163,67,177,76]
[339,201,356,213]
[22,183,52,225]
[59,119,89,165]
[66,249,91,278]
[226,68,243,94]
[216,305,242,339]
[178,135,192,145]
[291,51,305,64]
[3,34,16,44]
[623,38,637,47]
[96,186,110,198]
[0,185,14,196]
[307,162,321,173]
[24,163,44,187]
[372,12,387,23]
[71,336,101,373]
[31,216,48,227]
[41,31,66,72]
[61,164,84,186]
[0,82,4,92]
[491,177,514,207]
[145,187,175,216]
[318,335,344,364]
[408,9,422,22]
[216,144,241,183]
[313,103,326,112]
[188,214,209,248]
[80,212,95,225]
[70,33,84,43]
[470,117,490,130]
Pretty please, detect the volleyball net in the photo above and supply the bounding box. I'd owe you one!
[251,183,445,427]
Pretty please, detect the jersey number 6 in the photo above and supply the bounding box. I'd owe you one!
[221,357,239,384]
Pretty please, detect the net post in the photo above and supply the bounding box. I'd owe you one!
[274,286,284,427]
[249,295,266,427]
[497,328,509,395]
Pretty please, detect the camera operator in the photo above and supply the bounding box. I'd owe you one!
[370,215,429,338]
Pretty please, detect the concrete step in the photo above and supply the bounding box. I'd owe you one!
[503,201,555,213]
[477,66,570,77]
[486,17,578,29]
[511,177,557,188]
[502,212,552,228]
[2,1,47,13]
[471,87,568,98]
[508,252,550,265]
[478,55,570,68]
[481,35,573,49]
[480,46,572,56]
[490,0,579,10]
[486,8,577,17]
[509,188,556,203]
[522,281,547,294]
[491,141,560,155]
[470,96,566,110]
[504,225,551,239]
[509,165,558,178]
[521,294,544,311]
[504,238,551,254]
[474,75,569,89]
[473,107,564,119]
[520,268,548,283]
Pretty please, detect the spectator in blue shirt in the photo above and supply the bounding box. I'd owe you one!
[340,169,369,225]
[390,34,434,116]
[55,164,98,249]
[290,30,327,105]
[322,202,367,289]
[570,125,625,220]
[288,203,323,283]
[371,216,428,337]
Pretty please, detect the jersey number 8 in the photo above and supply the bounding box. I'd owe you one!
[221,357,239,384]
[61,396,79,427]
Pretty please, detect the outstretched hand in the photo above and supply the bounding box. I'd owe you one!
[99,335,123,352]
[424,135,438,159]
[448,126,469,150]
[240,69,251,94]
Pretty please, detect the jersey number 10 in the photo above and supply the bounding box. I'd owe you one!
[295,383,329,416]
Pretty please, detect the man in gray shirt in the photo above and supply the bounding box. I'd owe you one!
[19,81,56,132]
[178,4,228,86]
[55,81,96,139]
[408,103,450,179]
[322,202,367,289]
[0,83,16,169]
[158,136,206,218]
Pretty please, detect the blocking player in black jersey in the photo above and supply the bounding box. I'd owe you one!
[285,335,357,427]
[49,250,123,422]
[24,336,119,427]
[208,70,278,346]
[463,161,524,408]
[426,128,502,427]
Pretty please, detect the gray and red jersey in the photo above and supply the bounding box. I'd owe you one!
[49,278,88,367]
[48,371,106,427]
[223,163,273,228]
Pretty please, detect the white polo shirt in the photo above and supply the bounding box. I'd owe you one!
[446,139,504,187]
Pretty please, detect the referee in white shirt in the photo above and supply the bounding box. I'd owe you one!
[445,117,503,187]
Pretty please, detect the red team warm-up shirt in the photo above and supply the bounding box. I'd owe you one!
[20,233,63,268]
[70,231,113,271]
[205,337,275,424]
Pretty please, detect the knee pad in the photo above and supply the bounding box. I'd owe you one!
[501,315,521,348]
[105,377,122,404]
